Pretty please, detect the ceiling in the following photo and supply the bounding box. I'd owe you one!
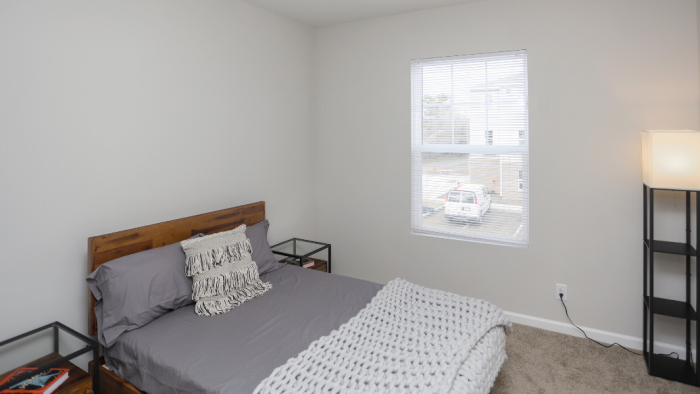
[242,0,485,27]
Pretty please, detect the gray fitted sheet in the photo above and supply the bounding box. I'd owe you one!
[105,265,383,394]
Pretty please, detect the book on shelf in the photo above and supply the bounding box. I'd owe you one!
[0,368,69,394]
[302,260,315,268]
[284,257,315,268]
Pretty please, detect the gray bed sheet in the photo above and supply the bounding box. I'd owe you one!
[105,265,383,394]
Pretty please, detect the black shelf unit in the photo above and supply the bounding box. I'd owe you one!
[643,185,700,386]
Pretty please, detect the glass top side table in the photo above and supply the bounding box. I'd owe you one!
[270,238,331,273]
[0,321,99,393]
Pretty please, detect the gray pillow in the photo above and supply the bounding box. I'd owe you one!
[86,234,203,347]
[246,220,284,275]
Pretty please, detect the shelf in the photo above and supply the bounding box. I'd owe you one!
[644,239,696,256]
[645,351,697,385]
[279,257,328,273]
[0,353,91,394]
[644,296,697,320]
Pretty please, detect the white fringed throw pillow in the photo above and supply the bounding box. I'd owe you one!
[181,225,272,317]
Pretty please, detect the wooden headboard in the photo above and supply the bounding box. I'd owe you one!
[87,201,265,336]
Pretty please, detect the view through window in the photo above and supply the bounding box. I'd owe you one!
[410,50,529,247]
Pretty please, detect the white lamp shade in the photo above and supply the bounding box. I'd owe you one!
[642,130,700,190]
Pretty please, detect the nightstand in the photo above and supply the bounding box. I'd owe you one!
[271,238,331,273]
[0,322,98,393]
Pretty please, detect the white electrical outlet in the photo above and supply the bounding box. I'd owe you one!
[556,284,567,301]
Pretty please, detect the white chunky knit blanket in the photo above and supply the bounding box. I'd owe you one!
[254,278,512,394]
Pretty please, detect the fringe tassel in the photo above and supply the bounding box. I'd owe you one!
[185,239,252,276]
[191,263,261,300]
[195,280,272,317]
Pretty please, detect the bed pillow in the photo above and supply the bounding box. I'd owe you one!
[245,220,284,275]
[182,225,272,317]
[86,233,204,347]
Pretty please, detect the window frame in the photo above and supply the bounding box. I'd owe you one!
[410,50,529,247]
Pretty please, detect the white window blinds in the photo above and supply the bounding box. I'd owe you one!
[411,50,529,247]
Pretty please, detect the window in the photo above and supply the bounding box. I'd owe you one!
[411,50,529,247]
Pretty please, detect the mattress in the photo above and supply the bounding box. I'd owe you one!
[105,265,507,394]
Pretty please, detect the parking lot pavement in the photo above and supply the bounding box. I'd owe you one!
[422,205,524,238]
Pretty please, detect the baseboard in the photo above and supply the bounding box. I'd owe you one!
[505,311,695,360]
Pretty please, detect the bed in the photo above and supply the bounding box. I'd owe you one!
[87,201,509,394]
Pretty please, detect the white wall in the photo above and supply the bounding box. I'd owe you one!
[0,0,314,371]
[312,0,700,348]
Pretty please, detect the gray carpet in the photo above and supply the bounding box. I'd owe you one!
[491,323,700,394]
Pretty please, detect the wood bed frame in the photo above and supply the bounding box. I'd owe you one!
[86,201,266,394]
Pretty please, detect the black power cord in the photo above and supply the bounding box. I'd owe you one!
[690,342,695,370]
[558,293,682,360]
